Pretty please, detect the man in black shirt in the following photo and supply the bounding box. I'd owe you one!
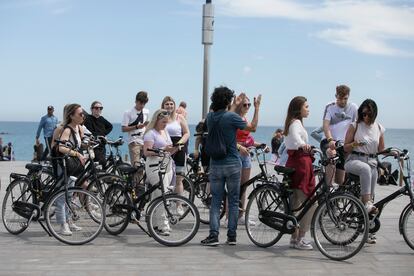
[84,101,113,165]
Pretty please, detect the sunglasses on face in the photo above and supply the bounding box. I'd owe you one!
[243,103,251,108]
[362,111,372,118]
[157,111,170,118]
[93,106,103,110]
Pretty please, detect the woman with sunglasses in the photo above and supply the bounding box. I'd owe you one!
[83,101,113,166]
[344,99,385,215]
[161,96,190,216]
[143,109,179,235]
[231,95,265,226]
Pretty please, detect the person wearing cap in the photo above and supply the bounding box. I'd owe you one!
[36,105,58,161]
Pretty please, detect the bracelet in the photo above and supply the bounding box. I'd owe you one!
[237,144,241,150]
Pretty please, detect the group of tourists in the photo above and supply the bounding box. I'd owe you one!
[34,84,386,247]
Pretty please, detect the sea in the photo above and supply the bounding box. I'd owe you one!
[1,121,414,171]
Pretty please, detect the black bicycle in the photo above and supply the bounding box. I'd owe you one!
[103,148,200,246]
[2,140,105,245]
[341,147,414,250]
[244,148,369,261]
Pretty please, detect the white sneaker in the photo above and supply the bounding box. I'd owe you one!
[68,221,82,231]
[89,210,102,219]
[365,201,378,214]
[154,226,171,236]
[238,217,256,226]
[88,203,100,211]
[294,238,313,250]
[59,223,72,236]
[176,205,184,216]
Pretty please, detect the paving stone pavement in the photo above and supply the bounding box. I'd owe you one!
[0,161,413,276]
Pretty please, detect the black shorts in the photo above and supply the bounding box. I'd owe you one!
[171,136,187,167]
[320,138,345,170]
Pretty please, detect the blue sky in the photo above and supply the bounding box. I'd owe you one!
[0,0,413,128]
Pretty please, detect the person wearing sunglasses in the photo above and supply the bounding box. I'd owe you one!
[35,105,59,161]
[84,101,113,166]
[344,99,385,216]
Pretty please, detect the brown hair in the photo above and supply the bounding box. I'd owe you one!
[135,91,149,104]
[90,101,102,109]
[63,103,81,125]
[283,96,307,136]
[336,85,350,98]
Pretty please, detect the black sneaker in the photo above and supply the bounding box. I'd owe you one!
[201,234,219,246]
[226,236,237,246]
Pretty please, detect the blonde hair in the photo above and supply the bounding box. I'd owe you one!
[161,96,177,121]
[235,96,250,116]
[145,109,169,135]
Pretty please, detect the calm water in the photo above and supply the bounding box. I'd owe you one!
[1,121,414,165]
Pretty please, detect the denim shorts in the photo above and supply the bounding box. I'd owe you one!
[240,153,251,169]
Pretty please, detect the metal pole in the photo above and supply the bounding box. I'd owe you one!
[202,1,214,118]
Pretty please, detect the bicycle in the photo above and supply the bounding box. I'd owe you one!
[103,147,200,246]
[244,148,369,261]
[2,140,105,245]
[341,147,414,250]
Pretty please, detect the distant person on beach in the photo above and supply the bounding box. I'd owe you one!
[122,91,149,184]
[36,105,58,161]
[201,87,260,247]
[0,137,4,161]
[284,96,315,250]
[322,85,358,185]
[271,128,284,163]
[84,101,113,165]
[176,101,188,119]
[2,142,13,161]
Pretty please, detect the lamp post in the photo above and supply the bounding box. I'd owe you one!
[202,0,214,118]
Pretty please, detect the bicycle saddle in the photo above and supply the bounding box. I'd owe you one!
[118,163,138,175]
[274,165,295,176]
[25,163,43,172]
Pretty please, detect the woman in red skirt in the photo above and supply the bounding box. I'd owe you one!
[284,96,316,250]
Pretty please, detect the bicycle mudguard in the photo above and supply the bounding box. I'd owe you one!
[247,183,281,200]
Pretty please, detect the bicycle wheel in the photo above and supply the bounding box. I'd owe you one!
[2,179,33,234]
[45,188,104,245]
[146,194,200,246]
[88,174,123,204]
[245,184,288,247]
[103,184,131,235]
[401,203,414,250]
[312,192,368,261]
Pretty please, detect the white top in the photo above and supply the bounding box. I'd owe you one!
[324,102,358,141]
[122,107,149,145]
[352,121,385,154]
[285,119,308,150]
[166,119,182,137]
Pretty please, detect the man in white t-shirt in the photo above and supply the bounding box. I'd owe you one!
[122,91,150,183]
[322,85,358,185]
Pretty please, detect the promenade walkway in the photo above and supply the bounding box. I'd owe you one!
[0,161,413,276]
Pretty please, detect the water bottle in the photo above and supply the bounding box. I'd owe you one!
[68,176,77,188]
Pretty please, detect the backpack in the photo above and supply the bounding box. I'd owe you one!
[205,113,227,160]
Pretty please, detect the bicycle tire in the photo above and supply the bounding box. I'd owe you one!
[146,194,200,246]
[87,173,123,204]
[102,183,131,235]
[401,203,414,250]
[311,192,368,261]
[45,188,104,245]
[245,184,288,248]
[2,179,33,235]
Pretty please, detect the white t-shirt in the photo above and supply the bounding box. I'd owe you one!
[122,107,149,145]
[324,102,358,141]
[352,121,385,154]
[285,119,308,150]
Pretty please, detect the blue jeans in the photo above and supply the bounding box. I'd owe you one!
[209,162,241,238]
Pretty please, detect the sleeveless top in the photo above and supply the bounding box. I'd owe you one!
[166,116,182,138]
[351,121,384,154]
